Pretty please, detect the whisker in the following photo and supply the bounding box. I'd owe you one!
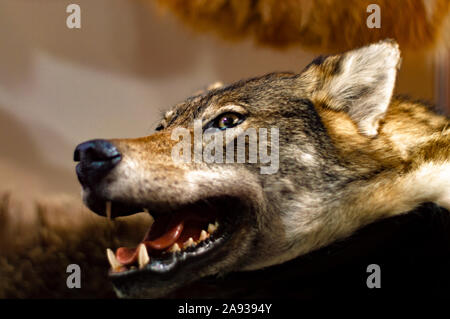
[106,201,112,220]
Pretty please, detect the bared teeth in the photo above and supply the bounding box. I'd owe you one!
[138,243,150,269]
[106,248,123,270]
[199,230,209,241]
[168,243,181,252]
[183,237,195,249]
[208,222,218,234]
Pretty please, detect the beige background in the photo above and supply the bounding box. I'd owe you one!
[0,0,442,200]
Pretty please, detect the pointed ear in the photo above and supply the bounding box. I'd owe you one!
[305,40,401,137]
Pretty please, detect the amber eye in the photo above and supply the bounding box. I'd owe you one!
[214,113,243,130]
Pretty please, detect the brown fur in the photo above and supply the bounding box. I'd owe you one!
[154,0,450,52]
[315,97,450,226]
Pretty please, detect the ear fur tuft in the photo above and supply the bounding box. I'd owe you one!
[307,39,401,137]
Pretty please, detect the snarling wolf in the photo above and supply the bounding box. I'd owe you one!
[74,40,450,298]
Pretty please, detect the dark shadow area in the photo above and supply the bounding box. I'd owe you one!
[171,203,450,299]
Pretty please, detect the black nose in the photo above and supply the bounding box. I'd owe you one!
[74,139,121,186]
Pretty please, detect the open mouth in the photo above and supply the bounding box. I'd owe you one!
[101,198,237,280]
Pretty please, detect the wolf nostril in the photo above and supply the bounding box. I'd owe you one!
[74,139,121,163]
[74,139,121,185]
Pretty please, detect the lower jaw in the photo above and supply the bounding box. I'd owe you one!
[85,195,252,296]
[108,233,232,298]
[108,223,227,276]
[105,205,227,272]
[101,194,252,271]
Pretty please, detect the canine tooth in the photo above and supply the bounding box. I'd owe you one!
[199,230,209,241]
[169,243,181,252]
[106,201,112,220]
[138,244,150,269]
[106,248,122,270]
[183,237,195,249]
[208,223,217,234]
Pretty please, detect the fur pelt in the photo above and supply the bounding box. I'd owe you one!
[154,0,450,52]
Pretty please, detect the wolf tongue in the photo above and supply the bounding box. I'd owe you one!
[144,222,184,250]
[115,222,184,265]
[114,209,212,266]
[115,247,138,265]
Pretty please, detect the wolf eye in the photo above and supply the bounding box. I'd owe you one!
[214,113,244,130]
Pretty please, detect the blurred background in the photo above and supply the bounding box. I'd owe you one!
[0,0,448,201]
